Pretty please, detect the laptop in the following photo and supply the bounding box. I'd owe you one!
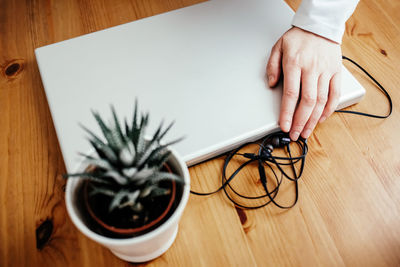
[35,0,365,170]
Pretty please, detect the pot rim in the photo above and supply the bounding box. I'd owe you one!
[65,146,190,246]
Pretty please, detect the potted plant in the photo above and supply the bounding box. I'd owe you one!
[64,103,190,262]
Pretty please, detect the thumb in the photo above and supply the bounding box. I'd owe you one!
[266,38,282,88]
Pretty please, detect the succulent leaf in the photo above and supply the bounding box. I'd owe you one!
[84,158,113,170]
[147,171,183,184]
[149,187,171,198]
[127,139,135,154]
[124,118,130,139]
[135,114,148,156]
[131,166,158,182]
[132,99,138,131]
[136,143,157,167]
[158,121,175,142]
[80,124,106,147]
[89,186,116,197]
[64,172,111,184]
[110,125,125,150]
[109,190,128,212]
[109,189,140,212]
[92,111,121,151]
[122,167,138,178]
[102,170,129,185]
[111,106,125,144]
[139,185,157,198]
[143,144,171,167]
[148,151,171,168]
[92,111,111,140]
[119,145,135,166]
[89,140,118,163]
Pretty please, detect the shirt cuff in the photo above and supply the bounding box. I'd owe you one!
[292,13,345,44]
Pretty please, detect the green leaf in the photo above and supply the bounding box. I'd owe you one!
[164,136,185,147]
[132,99,138,131]
[151,150,171,167]
[142,144,170,167]
[122,167,138,178]
[89,140,118,163]
[88,140,106,159]
[139,185,157,198]
[149,187,171,198]
[89,186,116,197]
[84,158,113,170]
[109,106,125,149]
[145,136,185,166]
[80,123,106,147]
[140,112,149,130]
[111,105,124,141]
[110,126,124,150]
[124,118,130,139]
[92,111,120,151]
[64,173,112,185]
[147,171,184,184]
[102,170,129,185]
[151,120,164,142]
[130,166,158,182]
[113,190,140,211]
[135,114,148,155]
[158,121,175,142]
[92,110,110,140]
[108,189,128,212]
[136,142,157,167]
[119,145,136,166]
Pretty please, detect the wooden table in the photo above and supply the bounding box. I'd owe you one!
[1,0,400,266]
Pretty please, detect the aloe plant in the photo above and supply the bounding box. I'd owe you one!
[65,102,183,225]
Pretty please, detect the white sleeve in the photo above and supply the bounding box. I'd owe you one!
[292,0,359,44]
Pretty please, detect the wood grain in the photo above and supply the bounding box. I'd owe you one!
[1,0,400,266]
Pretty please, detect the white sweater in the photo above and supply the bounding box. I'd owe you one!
[292,0,359,44]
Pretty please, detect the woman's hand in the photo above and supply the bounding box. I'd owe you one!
[267,26,342,140]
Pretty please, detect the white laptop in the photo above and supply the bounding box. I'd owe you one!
[35,0,365,170]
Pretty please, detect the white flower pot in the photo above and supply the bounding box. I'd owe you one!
[65,147,190,262]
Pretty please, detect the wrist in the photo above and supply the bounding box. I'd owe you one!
[291,26,341,45]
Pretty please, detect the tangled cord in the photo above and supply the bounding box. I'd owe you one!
[190,55,392,209]
[190,132,307,209]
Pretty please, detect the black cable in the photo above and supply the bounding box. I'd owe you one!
[190,132,308,209]
[190,56,392,210]
[336,56,393,118]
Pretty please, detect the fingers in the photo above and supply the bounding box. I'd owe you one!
[301,74,330,138]
[320,71,341,123]
[270,27,342,140]
[266,39,282,87]
[289,70,318,140]
[279,57,301,133]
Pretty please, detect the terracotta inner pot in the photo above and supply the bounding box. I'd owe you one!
[83,164,177,236]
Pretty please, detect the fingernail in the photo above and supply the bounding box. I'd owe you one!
[303,129,312,139]
[268,75,274,86]
[290,131,300,141]
[319,116,327,123]
[281,121,290,132]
